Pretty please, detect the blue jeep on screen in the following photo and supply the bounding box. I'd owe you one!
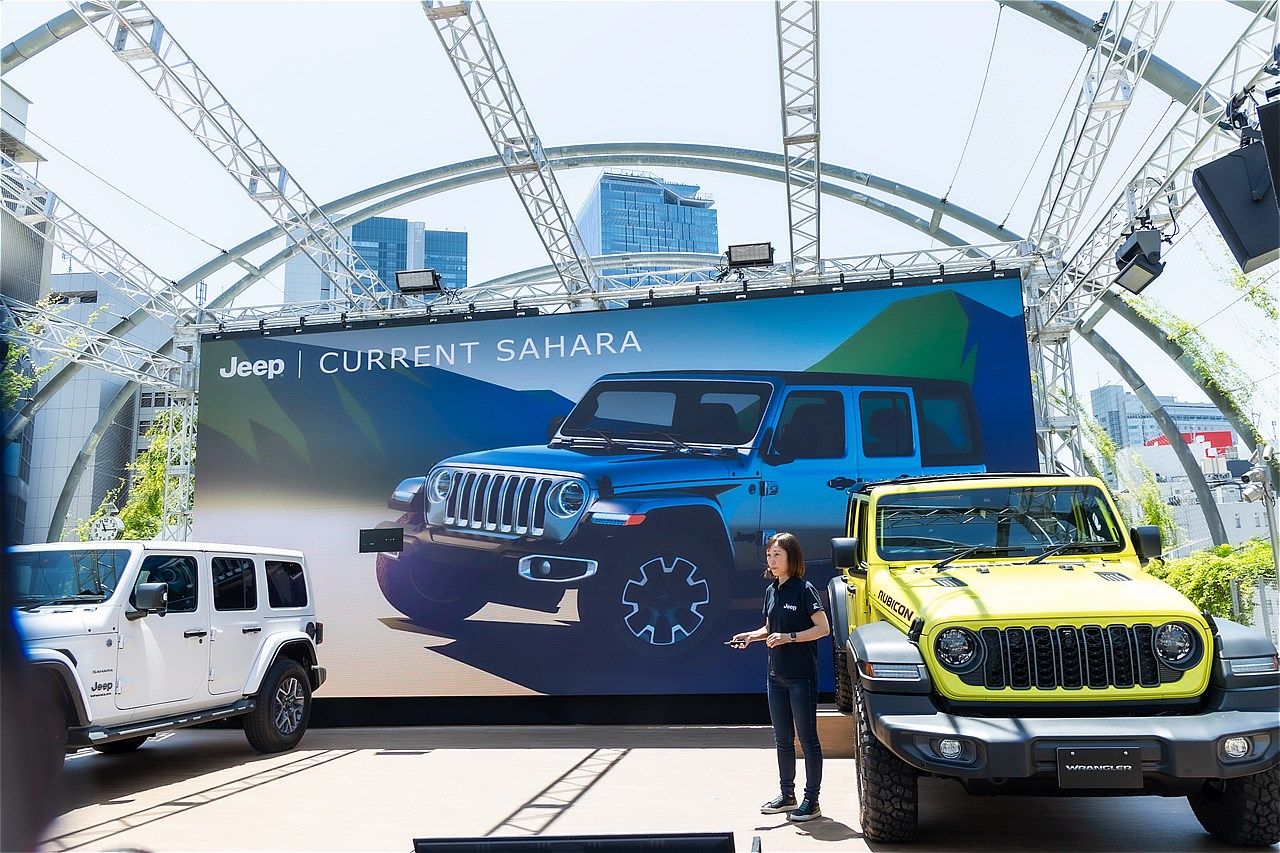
[376,370,986,656]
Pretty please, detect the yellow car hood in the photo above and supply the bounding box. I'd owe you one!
[884,560,1202,626]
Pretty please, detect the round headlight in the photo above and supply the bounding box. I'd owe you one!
[935,627,981,672]
[1153,622,1196,667]
[549,481,586,518]
[427,468,454,503]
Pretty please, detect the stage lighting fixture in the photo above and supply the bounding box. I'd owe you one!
[396,268,443,295]
[726,242,774,268]
[1113,228,1164,295]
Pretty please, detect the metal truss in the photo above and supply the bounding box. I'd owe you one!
[1029,0,1167,255]
[71,1,399,312]
[1,295,188,390]
[1042,1,1278,327]
[775,1,821,276]
[423,1,597,297]
[2,151,202,326]
[1024,264,1086,475]
[192,241,1033,333]
[158,361,197,541]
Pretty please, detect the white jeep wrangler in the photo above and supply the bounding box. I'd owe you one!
[9,541,325,771]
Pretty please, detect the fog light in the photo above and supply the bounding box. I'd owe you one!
[939,738,963,760]
[1224,737,1250,759]
[539,560,552,576]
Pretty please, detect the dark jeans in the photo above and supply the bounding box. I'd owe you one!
[767,672,822,801]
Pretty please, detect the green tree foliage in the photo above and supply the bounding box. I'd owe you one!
[1,299,97,412]
[1144,539,1276,623]
[76,410,187,541]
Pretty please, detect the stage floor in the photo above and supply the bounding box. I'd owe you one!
[41,723,1232,851]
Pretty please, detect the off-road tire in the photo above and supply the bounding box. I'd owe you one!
[1188,766,1280,846]
[36,685,68,778]
[244,659,312,754]
[854,680,918,842]
[92,735,150,754]
[579,529,728,659]
[375,515,487,630]
[833,642,853,713]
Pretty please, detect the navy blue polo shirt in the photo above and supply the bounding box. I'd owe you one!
[763,576,825,679]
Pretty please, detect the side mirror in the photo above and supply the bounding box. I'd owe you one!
[127,582,169,620]
[760,428,793,466]
[1130,526,1162,564]
[832,537,864,577]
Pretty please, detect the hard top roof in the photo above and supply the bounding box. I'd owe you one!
[857,472,1096,494]
[8,541,306,559]
[595,370,972,389]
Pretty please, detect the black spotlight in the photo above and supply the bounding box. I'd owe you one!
[1113,228,1164,295]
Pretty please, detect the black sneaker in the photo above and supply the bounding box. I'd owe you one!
[787,798,821,822]
[760,793,798,814]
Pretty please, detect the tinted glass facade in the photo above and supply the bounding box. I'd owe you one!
[577,172,719,284]
[286,217,468,302]
[423,228,468,291]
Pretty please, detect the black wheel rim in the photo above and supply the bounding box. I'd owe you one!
[618,556,711,646]
[273,676,305,735]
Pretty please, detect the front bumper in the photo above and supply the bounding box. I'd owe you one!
[865,690,1280,782]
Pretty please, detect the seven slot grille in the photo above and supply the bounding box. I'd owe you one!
[444,471,559,535]
[960,624,1177,690]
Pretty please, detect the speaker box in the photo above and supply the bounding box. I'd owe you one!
[413,832,737,852]
[1259,99,1280,215]
[1192,141,1279,273]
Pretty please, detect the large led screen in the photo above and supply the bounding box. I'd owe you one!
[194,272,1038,697]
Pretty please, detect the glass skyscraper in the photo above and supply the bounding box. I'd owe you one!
[284,216,468,302]
[576,171,718,283]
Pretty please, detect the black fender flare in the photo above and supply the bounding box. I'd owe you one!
[848,621,932,695]
[31,660,89,726]
[827,575,852,645]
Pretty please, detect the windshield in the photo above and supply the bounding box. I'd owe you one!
[874,484,1125,562]
[560,380,771,446]
[8,548,133,606]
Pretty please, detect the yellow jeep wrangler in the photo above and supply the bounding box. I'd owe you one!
[828,473,1279,845]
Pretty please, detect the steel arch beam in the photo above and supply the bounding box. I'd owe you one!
[9,143,1005,439]
[1076,326,1229,546]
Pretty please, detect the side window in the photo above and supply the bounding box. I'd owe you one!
[213,557,257,611]
[918,392,978,466]
[135,555,199,613]
[775,391,845,459]
[265,561,308,608]
[859,392,914,458]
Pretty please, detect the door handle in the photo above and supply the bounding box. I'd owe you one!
[242,626,262,634]
[184,629,208,638]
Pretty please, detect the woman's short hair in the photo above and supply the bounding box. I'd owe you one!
[765,531,805,579]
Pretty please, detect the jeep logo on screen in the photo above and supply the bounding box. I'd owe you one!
[219,356,285,379]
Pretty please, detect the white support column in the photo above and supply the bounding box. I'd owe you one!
[775,1,821,277]
[423,1,597,297]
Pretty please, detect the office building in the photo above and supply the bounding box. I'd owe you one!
[1090,384,1235,453]
[283,217,468,302]
[19,273,171,544]
[576,171,719,283]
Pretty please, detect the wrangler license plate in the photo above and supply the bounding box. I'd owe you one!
[1057,747,1142,788]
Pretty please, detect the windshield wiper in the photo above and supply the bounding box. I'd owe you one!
[1026,541,1120,564]
[631,430,690,450]
[932,545,1026,572]
[17,594,106,611]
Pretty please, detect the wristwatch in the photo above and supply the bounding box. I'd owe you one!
[789,632,797,642]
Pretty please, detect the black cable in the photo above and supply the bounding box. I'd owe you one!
[1000,44,1091,229]
[12,121,227,254]
[942,4,1003,203]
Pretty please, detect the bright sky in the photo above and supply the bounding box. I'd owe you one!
[2,0,1276,436]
